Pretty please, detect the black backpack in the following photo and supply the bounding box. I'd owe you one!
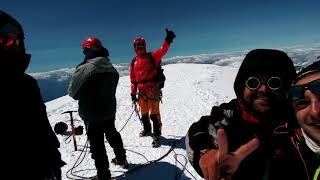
[131,52,166,88]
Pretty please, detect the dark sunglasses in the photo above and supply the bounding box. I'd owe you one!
[134,43,145,51]
[245,76,282,91]
[288,78,320,110]
[0,33,21,47]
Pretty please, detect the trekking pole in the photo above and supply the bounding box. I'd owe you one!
[62,110,78,151]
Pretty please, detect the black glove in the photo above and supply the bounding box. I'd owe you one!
[165,28,176,44]
[131,93,138,103]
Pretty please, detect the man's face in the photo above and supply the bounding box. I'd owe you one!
[0,33,24,54]
[134,42,146,57]
[294,72,320,144]
[243,75,283,114]
[0,33,29,75]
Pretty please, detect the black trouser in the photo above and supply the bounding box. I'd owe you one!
[86,116,126,174]
[150,114,161,136]
[141,114,151,132]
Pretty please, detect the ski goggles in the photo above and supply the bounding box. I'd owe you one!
[0,33,21,47]
[134,43,145,51]
[245,76,282,91]
[288,78,320,110]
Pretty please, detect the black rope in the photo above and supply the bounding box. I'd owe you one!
[168,138,198,180]
[172,149,197,180]
[118,108,135,132]
[65,139,176,180]
[65,135,72,144]
[125,148,149,162]
[65,136,200,180]
[64,106,136,180]
[112,142,176,179]
[63,107,199,180]
[65,138,94,180]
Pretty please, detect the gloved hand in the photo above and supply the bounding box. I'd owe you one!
[131,93,138,103]
[165,28,176,44]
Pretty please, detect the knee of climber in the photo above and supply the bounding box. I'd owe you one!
[150,114,161,123]
[141,114,149,121]
[141,113,151,127]
[150,114,162,136]
[150,114,157,121]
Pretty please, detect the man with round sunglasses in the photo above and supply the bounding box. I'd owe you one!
[130,29,175,147]
[288,60,320,180]
[0,11,65,179]
[185,49,312,180]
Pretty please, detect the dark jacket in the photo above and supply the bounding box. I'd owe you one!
[68,57,119,123]
[291,129,320,180]
[186,98,319,180]
[185,49,305,179]
[1,74,65,179]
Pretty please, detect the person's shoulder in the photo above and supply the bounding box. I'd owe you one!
[210,99,238,116]
[22,73,34,79]
[22,73,38,86]
[16,74,41,95]
[221,99,238,108]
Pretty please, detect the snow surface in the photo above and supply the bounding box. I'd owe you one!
[46,63,238,180]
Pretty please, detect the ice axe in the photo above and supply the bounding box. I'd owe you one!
[62,110,78,151]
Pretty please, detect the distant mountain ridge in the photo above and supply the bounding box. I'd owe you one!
[30,45,320,102]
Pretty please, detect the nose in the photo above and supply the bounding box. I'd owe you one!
[310,95,320,119]
[257,84,268,93]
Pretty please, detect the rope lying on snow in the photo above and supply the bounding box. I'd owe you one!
[64,107,198,180]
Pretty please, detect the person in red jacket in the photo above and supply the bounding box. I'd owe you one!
[130,29,175,147]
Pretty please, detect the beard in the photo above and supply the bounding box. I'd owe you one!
[244,91,283,116]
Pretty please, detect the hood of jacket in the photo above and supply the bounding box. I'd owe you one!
[233,49,296,99]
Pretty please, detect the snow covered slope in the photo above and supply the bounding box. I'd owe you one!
[46,63,243,179]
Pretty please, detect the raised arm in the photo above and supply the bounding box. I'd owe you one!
[151,29,176,66]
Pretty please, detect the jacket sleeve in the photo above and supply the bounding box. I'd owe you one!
[28,75,66,174]
[186,115,219,177]
[186,99,239,177]
[28,75,61,149]
[130,60,137,95]
[151,40,170,66]
[186,102,231,177]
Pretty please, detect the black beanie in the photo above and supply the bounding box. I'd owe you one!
[295,60,320,82]
[0,10,25,52]
[0,11,30,75]
[234,49,297,97]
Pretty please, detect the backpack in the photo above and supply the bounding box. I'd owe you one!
[131,52,166,88]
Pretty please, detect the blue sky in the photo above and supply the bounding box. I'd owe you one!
[2,0,320,72]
